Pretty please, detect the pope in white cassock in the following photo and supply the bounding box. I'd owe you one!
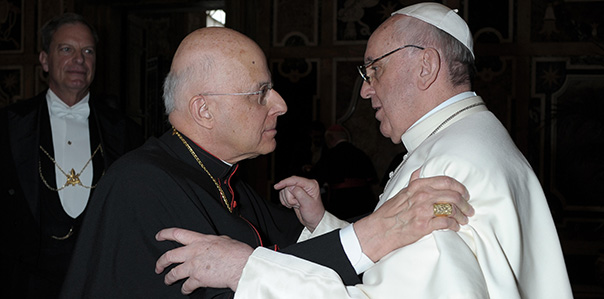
[234,3,573,299]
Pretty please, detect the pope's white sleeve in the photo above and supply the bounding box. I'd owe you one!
[235,247,369,299]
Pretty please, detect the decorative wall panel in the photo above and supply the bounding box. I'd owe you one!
[0,0,23,53]
[334,0,405,44]
[273,0,318,46]
[531,0,604,42]
[0,65,22,106]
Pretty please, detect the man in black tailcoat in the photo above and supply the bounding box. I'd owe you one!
[0,13,142,298]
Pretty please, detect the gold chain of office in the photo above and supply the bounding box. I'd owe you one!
[38,144,103,191]
[172,127,233,213]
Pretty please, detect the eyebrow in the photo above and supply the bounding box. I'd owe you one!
[254,71,272,89]
[256,80,271,88]
[56,42,96,49]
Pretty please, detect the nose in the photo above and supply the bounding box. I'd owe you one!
[269,89,287,116]
[73,50,85,64]
[359,80,374,99]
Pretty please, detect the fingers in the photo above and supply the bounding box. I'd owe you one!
[279,186,305,209]
[430,188,474,218]
[419,189,471,223]
[448,204,469,226]
[278,184,321,208]
[452,193,475,217]
[155,245,186,275]
[273,175,309,190]
[275,176,321,200]
[278,188,297,209]
[155,227,202,244]
[276,176,313,209]
[428,201,467,230]
[155,227,179,242]
[389,176,474,227]
[407,169,474,218]
[154,228,209,274]
[286,185,315,202]
[409,168,421,181]
[407,170,470,204]
[429,216,461,232]
[164,261,187,285]
[181,277,200,295]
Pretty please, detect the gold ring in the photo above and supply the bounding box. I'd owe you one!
[433,203,452,217]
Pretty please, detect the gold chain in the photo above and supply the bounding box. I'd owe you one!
[39,144,104,191]
[172,128,232,213]
[427,102,485,138]
[51,226,74,240]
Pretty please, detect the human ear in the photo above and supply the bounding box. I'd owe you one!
[39,52,49,72]
[189,96,213,129]
[417,48,440,90]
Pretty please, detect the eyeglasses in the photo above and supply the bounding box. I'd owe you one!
[357,45,424,83]
[200,83,273,106]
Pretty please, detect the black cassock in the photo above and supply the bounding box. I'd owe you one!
[61,130,358,298]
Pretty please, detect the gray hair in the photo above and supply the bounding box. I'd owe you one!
[40,13,98,53]
[162,70,180,115]
[163,56,214,115]
[394,17,475,87]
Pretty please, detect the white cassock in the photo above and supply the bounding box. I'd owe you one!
[236,96,573,299]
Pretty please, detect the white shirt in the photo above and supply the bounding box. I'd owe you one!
[46,90,92,218]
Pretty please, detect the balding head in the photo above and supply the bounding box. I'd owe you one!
[163,27,266,117]
[162,27,287,163]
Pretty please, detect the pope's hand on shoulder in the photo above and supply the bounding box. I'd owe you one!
[355,168,473,262]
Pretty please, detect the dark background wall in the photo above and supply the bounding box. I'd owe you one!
[1,0,603,296]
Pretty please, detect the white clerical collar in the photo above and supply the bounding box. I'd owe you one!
[46,89,91,120]
[402,91,476,141]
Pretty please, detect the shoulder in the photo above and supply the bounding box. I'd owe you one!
[1,92,46,116]
[89,97,135,125]
[107,137,173,174]
[416,111,529,177]
[433,112,518,158]
[92,138,185,207]
[89,95,144,146]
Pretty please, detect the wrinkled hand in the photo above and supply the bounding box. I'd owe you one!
[274,176,324,232]
[155,228,253,294]
[355,169,474,262]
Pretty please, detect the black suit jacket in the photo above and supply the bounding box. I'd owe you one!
[0,91,143,298]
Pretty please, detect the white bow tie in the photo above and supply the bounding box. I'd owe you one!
[49,100,90,120]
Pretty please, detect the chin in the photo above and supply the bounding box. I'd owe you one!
[264,144,277,154]
[256,142,277,156]
[379,127,391,140]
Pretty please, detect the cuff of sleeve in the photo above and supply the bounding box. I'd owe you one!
[340,224,375,274]
[298,211,349,242]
